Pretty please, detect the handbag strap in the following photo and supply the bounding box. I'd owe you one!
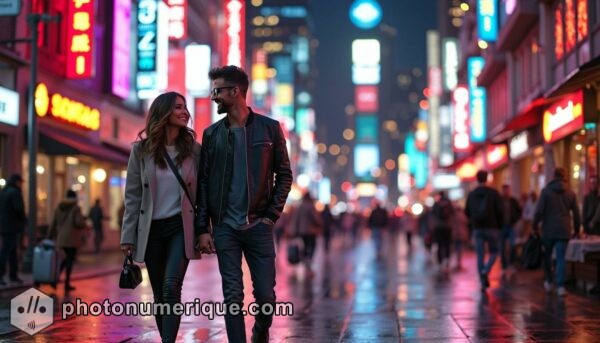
[164,152,197,213]
[123,253,133,267]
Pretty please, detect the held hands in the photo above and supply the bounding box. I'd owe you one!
[121,244,134,257]
[196,233,215,254]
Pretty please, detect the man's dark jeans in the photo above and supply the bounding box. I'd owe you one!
[213,222,276,343]
[0,234,19,280]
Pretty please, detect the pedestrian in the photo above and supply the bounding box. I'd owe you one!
[582,176,600,235]
[368,201,389,257]
[288,192,323,273]
[0,174,26,286]
[47,189,87,292]
[432,191,454,271]
[500,184,522,273]
[120,91,201,343]
[88,198,107,254]
[520,191,537,240]
[195,66,293,343]
[465,170,504,291]
[453,204,469,270]
[533,167,580,297]
[321,204,334,253]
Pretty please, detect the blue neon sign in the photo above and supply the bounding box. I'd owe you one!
[477,0,498,42]
[468,57,487,143]
[349,0,382,30]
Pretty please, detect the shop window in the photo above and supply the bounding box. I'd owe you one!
[108,169,126,231]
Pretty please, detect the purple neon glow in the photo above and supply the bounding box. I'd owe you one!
[112,0,131,98]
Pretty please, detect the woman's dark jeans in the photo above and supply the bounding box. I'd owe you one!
[145,214,189,343]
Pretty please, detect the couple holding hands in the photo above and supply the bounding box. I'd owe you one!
[120,66,293,343]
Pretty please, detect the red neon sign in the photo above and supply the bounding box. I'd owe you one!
[555,4,564,60]
[565,0,576,51]
[66,0,94,79]
[355,85,378,113]
[542,90,584,143]
[167,0,187,40]
[452,86,470,152]
[577,0,588,41]
[486,144,508,170]
[221,0,245,68]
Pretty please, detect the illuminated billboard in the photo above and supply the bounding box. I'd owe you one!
[166,0,187,40]
[137,0,158,98]
[442,38,459,91]
[112,0,131,98]
[352,39,380,85]
[355,116,378,143]
[354,144,380,179]
[222,0,245,67]
[66,0,95,78]
[185,44,211,97]
[477,0,498,42]
[467,57,486,142]
[355,85,378,113]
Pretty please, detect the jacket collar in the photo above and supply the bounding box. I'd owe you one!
[223,107,256,129]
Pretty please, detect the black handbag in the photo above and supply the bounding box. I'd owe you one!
[119,254,143,289]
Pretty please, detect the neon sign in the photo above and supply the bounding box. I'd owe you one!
[477,0,498,42]
[66,0,94,78]
[542,90,583,143]
[468,57,486,142]
[222,0,245,67]
[452,86,470,152]
[112,0,131,98]
[35,83,100,131]
[166,0,187,40]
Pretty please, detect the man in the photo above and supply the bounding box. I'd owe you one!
[465,170,503,291]
[582,176,600,235]
[88,199,106,254]
[367,201,388,256]
[0,174,27,286]
[534,167,580,297]
[432,191,454,271]
[500,184,521,272]
[196,66,292,343]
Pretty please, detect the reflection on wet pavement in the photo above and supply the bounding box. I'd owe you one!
[1,230,599,342]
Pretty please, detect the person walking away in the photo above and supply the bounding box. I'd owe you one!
[533,167,580,297]
[289,192,323,273]
[500,184,522,273]
[583,176,600,236]
[465,170,504,291]
[453,205,469,270]
[88,199,107,254]
[120,91,202,343]
[432,191,454,271]
[195,66,293,343]
[321,204,334,253]
[47,190,86,292]
[0,174,26,286]
[368,201,389,257]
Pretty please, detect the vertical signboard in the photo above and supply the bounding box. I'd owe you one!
[185,44,211,97]
[442,38,459,91]
[66,0,94,78]
[112,0,131,98]
[222,0,245,68]
[467,57,486,142]
[477,0,498,42]
[427,30,441,158]
[166,0,187,40]
[137,0,158,98]
[439,105,454,167]
[452,86,470,152]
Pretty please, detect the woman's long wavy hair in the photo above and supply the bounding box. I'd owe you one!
[136,92,196,169]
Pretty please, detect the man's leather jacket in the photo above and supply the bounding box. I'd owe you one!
[195,108,293,234]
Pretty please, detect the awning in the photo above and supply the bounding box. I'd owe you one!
[545,57,600,99]
[489,97,547,143]
[37,125,129,165]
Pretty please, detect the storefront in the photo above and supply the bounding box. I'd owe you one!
[0,85,20,181]
[486,144,509,189]
[542,90,597,203]
[22,81,131,236]
[509,128,546,197]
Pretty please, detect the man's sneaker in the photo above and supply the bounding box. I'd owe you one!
[544,281,553,292]
[557,287,567,297]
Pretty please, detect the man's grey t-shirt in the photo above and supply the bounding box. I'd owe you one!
[222,127,259,230]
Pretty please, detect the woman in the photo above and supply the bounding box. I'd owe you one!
[48,189,86,292]
[120,91,201,343]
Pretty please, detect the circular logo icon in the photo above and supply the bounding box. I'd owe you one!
[349,0,383,30]
[34,83,49,117]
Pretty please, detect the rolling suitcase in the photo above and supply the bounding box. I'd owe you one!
[33,239,60,287]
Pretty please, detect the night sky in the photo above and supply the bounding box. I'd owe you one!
[311,0,438,144]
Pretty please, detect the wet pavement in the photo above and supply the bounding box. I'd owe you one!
[1,230,600,342]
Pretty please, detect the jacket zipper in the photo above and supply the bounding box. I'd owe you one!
[244,127,250,224]
[218,129,229,223]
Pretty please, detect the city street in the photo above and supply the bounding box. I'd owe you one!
[1,232,599,342]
